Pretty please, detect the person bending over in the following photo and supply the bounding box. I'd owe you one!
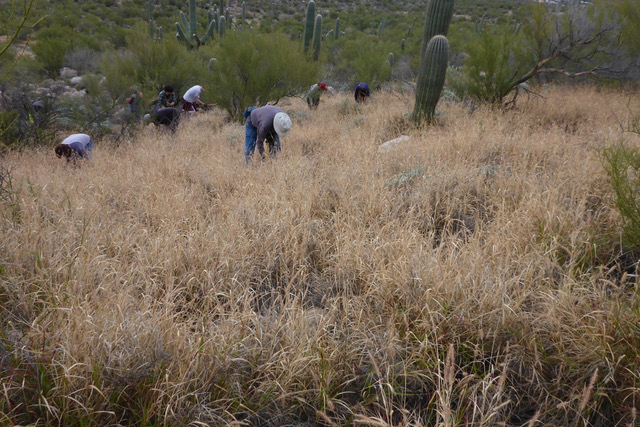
[54,133,94,162]
[244,105,292,164]
[354,82,370,104]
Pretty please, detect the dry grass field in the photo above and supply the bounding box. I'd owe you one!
[1,85,639,426]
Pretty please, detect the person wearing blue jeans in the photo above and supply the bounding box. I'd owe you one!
[244,105,291,164]
[54,133,94,162]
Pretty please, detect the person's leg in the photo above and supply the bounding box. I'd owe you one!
[86,140,94,159]
[245,123,257,164]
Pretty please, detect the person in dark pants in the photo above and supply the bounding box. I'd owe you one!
[144,107,181,132]
[354,82,370,104]
[54,133,94,161]
[244,105,292,164]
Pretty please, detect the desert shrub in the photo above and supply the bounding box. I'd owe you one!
[449,25,524,104]
[32,24,102,77]
[602,142,640,249]
[101,25,194,103]
[338,34,393,87]
[32,35,70,78]
[0,110,20,151]
[204,31,317,121]
[64,48,102,74]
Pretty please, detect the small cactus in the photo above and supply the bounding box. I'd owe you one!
[387,52,394,67]
[413,35,449,124]
[335,17,340,39]
[303,0,316,53]
[208,58,217,71]
[312,14,322,60]
[218,15,226,37]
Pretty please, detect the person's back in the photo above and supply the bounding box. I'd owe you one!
[155,107,180,131]
[55,133,94,160]
[354,82,370,103]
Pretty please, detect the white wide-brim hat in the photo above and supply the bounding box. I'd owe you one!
[273,112,292,138]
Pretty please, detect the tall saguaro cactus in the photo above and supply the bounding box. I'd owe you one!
[413,35,449,124]
[303,0,316,53]
[335,17,340,39]
[312,14,322,60]
[419,0,454,59]
[175,0,216,48]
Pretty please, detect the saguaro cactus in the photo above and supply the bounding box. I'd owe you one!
[335,17,340,39]
[413,35,449,124]
[303,0,316,53]
[419,0,454,58]
[218,15,226,37]
[312,14,322,60]
[175,0,216,48]
[241,2,246,27]
[388,52,395,67]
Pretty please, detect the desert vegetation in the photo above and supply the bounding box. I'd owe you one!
[1,85,639,425]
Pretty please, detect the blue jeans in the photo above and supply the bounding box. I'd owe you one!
[245,122,258,164]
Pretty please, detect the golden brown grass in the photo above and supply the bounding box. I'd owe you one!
[1,84,639,426]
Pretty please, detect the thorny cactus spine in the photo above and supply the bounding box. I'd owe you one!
[413,35,449,124]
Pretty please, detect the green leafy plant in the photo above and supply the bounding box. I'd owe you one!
[205,31,317,121]
[101,25,194,101]
[602,142,640,249]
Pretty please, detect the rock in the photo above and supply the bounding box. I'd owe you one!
[60,67,78,79]
[70,76,83,86]
[378,135,410,153]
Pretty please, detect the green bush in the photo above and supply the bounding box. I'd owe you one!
[449,25,524,104]
[603,142,640,249]
[339,35,392,86]
[101,25,195,103]
[0,110,20,151]
[204,31,317,121]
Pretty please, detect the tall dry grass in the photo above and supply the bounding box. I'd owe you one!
[0,85,639,426]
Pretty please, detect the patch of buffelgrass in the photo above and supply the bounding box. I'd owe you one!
[0,85,639,425]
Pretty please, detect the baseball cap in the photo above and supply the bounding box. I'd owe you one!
[319,82,328,91]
